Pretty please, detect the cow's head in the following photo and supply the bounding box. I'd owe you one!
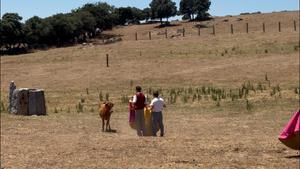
[104,101,114,110]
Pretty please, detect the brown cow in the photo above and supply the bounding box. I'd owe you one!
[99,101,114,132]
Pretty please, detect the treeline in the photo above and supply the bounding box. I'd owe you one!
[0,0,211,55]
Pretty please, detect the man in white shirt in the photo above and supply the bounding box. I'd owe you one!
[150,91,165,137]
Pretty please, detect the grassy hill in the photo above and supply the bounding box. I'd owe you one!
[1,11,299,169]
[1,11,298,110]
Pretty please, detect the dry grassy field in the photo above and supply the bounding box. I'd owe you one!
[1,11,300,168]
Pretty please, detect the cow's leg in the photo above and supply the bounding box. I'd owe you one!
[107,116,111,131]
[106,118,110,131]
[102,118,105,132]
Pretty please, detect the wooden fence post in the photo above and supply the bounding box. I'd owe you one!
[165,29,168,38]
[135,32,138,41]
[231,24,234,34]
[198,27,201,36]
[246,23,249,33]
[149,31,151,40]
[263,23,265,33]
[183,27,185,37]
[294,20,297,31]
[278,22,281,32]
[213,25,215,35]
[106,54,109,67]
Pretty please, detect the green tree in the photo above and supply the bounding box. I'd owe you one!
[131,7,146,23]
[0,13,25,50]
[117,7,145,25]
[24,16,44,46]
[179,0,196,20]
[118,7,134,25]
[46,14,78,46]
[35,19,53,46]
[194,0,211,21]
[70,11,97,39]
[150,0,177,24]
[179,0,211,21]
[143,7,152,22]
[79,2,117,30]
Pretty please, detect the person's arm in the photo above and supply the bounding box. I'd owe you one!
[132,95,137,104]
[150,99,154,110]
[161,98,166,108]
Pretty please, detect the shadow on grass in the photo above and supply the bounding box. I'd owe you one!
[284,155,300,159]
[105,129,117,133]
[154,23,181,28]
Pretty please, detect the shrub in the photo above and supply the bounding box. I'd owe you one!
[197,94,202,101]
[181,95,189,103]
[257,82,264,92]
[99,91,103,101]
[294,87,299,94]
[264,49,268,53]
[0,101,6,113]
[105,93,109,101]
[170,93,177,104]
[265,73,269,81]
[211,94,218,101]
[54,107,58,113]
[216,100,220,107]
[76,102,83,113]
[246,99,253,111]
[80,94,85,103]
[130,80,134,88]
[121,94,129,104]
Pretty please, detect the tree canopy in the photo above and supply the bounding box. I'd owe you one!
[150,0,177,23]
[118,7,145,25]
[0,13,25,50]
[179,0,211,21]
[0,1,211,55]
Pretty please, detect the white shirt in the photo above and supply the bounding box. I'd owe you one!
[150,97,165,112]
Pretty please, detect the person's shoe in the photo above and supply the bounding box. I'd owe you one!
[160,134,164,137]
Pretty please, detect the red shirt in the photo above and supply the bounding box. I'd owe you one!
[134,92,146,110]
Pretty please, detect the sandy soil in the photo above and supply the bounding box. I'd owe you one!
[1,11,299,169]
[1,106,300,169]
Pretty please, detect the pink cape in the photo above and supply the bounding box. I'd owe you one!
[278,109,300,150]
[128,102,136,129]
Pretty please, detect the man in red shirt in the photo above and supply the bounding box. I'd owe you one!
[131,86,147,136]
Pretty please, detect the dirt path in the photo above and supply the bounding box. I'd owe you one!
[1,108,299,169]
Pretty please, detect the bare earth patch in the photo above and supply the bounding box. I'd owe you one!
[1,107,299,169]
[1,11,299,169]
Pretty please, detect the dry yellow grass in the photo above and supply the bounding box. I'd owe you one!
[1,11,299,169]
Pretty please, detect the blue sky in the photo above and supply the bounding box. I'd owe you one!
[1,0,299,21]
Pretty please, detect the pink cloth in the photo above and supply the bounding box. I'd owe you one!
[128,102,135,123]
[279,109,300,140]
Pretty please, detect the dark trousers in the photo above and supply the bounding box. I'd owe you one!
[151,111,164,136]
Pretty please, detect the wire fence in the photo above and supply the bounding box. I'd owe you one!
[129,20,298,41]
